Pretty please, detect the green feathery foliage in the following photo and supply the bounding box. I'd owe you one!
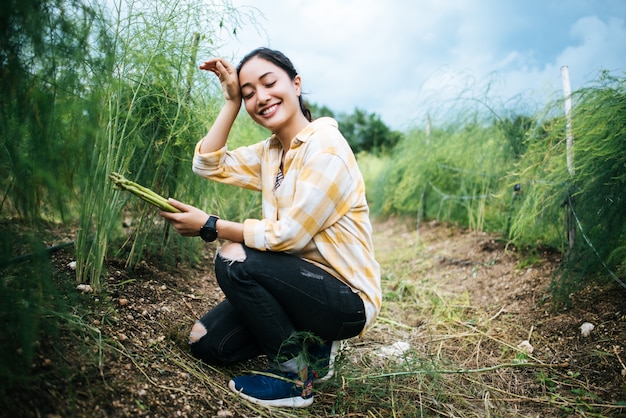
[511,72,626,301]
[75,0,251,289]
[0,0,108,221]
[374,115,517,233]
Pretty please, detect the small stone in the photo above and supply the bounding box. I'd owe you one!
[375,341,411,358]
[580,322,594,337]
[517,340,534,354]
[76,284,93,293]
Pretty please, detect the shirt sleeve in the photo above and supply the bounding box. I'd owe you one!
[192,140,265,192]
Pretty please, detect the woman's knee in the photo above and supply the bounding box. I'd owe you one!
[188,321,222,364]
[188,318,258,365]
[215,243,248,289]
[217,242,246,262]
[189,321,207,344]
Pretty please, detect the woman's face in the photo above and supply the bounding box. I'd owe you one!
[238,56,302,133]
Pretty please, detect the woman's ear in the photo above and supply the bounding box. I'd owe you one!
[293,75,302,96]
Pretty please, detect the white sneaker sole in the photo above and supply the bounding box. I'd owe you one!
[314,340,339,382]
[228,380,314,408]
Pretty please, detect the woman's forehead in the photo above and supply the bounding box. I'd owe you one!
[239,57,284,83]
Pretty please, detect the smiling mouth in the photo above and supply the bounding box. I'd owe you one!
[260,104,278,117]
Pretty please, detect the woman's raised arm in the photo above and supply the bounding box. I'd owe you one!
[197,58,242,154]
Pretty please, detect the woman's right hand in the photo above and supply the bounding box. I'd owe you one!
[159,198,209,237]
[199,58,241,103]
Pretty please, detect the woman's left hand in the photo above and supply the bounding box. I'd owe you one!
[159,198,210,236]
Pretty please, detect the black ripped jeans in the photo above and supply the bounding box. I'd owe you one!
[190,245,366,365]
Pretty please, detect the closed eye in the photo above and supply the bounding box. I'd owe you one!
[242,80,276,101]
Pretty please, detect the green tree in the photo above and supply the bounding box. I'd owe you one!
[339,108,402,154]
[308,104,402,154]
[309,102,336,119]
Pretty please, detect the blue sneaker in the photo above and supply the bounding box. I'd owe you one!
[228,369,314,408]
[309,340,339,382]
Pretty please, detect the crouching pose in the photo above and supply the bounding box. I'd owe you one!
[160,47,381,408]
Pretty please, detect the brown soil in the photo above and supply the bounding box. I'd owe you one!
[5,217,626,417]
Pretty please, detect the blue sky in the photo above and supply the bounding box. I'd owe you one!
[216,0,626,130]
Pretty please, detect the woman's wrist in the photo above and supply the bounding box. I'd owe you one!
[224,97,242,111]
[198,101,240,153]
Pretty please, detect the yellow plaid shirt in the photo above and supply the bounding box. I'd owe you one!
[193,117,381,333]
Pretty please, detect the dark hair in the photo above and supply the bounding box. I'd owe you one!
[237,47,312,122]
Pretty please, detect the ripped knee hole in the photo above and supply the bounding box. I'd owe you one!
[189,322,207,344]
[217,242,247,262]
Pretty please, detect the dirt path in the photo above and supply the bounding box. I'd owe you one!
[12,217,626,417]
[370,217,626,416]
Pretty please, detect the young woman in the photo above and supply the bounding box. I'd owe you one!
[160,47,381,408]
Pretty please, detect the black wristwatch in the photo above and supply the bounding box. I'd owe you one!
[199,215,219,242]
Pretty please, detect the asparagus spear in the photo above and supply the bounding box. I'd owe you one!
[109,172,181,213]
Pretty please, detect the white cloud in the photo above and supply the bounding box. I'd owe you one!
[218,0,626,129]
[557,16,626,82]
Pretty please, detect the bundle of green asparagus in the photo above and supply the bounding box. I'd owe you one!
[109,172,181,213]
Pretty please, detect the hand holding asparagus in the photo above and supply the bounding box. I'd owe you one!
[109,172,181,213]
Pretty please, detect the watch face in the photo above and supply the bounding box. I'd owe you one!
[200,226,216,242]
[200,216,218,242]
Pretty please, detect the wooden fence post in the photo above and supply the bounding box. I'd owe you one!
[561,66,575,250]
